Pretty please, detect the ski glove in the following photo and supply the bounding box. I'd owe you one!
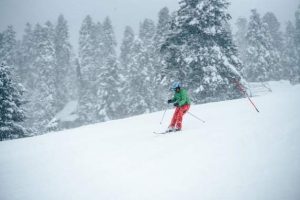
[167,99,173,104]
[173,102,179,107]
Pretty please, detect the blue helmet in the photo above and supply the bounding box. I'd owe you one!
[171,81,181,91]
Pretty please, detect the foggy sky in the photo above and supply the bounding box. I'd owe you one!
[0,0,299,51]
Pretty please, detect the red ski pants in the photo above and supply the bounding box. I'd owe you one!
[170,104,190,129]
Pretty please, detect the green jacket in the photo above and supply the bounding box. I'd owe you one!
[172,88,191,107]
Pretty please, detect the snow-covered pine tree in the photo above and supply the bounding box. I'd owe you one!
[17,23,36,89]
[137,18,157,111]
[10,23,37,134]
[96,17,121,120]
[0,26,16,66]
[244,9,280,82]
[119,26,135,117]
[262,12,283,51]
[262,12,283,80]
[92,21,105,69]
[218,22,243,72]
[54,14,73,110]
[161,0,243,103]
[282,21,298,82]
[234,18,248,65]
[120,26,135,73]
[27,22,57,132]
[13,41,23,81]
[0,63,26,140]
[126,38,150,115]
[78,15,98,124]
[154,7,171,54]
[119,21,155,117]
[139,19,156,46]
[153,7,172,110]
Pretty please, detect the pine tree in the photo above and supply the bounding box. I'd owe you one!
[154,7,171,52]
[0,63,26,140]
[162,0,243,103]
[79,15,96,71]
[78,15,98,123]
[153,7,172,110]
[54,14,73,110]
[138,18,157,111]
[93,21,105,67]
[234,18,248,65]
[244,9,280,82]
[120,26,135,72]
[13,40,23,81]
[219,22,243,72]
[78,16,120,122]
[16,23,34,86]
[282,21,298,82]
[120,21,158,116]
[102,17,117,59]
[10,23,37,134]
[0,26,16,66]
[139,19,156,46]
[96,17,120,120]
[262,12,283,50]
[126,39,151,115]
[262,12,284,80]
[119,26,135,117]
[27,22,57,132]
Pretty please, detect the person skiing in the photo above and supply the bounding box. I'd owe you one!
[167,82,191,132]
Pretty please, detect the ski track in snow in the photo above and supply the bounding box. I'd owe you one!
[0,81,300,200]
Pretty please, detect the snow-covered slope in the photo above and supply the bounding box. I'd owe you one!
[1,81,300,200]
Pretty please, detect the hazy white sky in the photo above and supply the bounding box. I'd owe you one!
[0,0,299,50]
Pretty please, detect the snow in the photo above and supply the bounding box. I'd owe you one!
[1,81,300,200]
[189,18,199,25]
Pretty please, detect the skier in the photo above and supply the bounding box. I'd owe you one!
[167,82,191,132]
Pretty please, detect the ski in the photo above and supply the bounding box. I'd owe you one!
[153,131,168,134]
[153,130,181,134]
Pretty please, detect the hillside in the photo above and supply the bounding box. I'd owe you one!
[0,81,300,200]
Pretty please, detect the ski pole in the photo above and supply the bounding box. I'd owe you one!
[235,79,260,113]
[187,111,205,123]
[160,108,168,124]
